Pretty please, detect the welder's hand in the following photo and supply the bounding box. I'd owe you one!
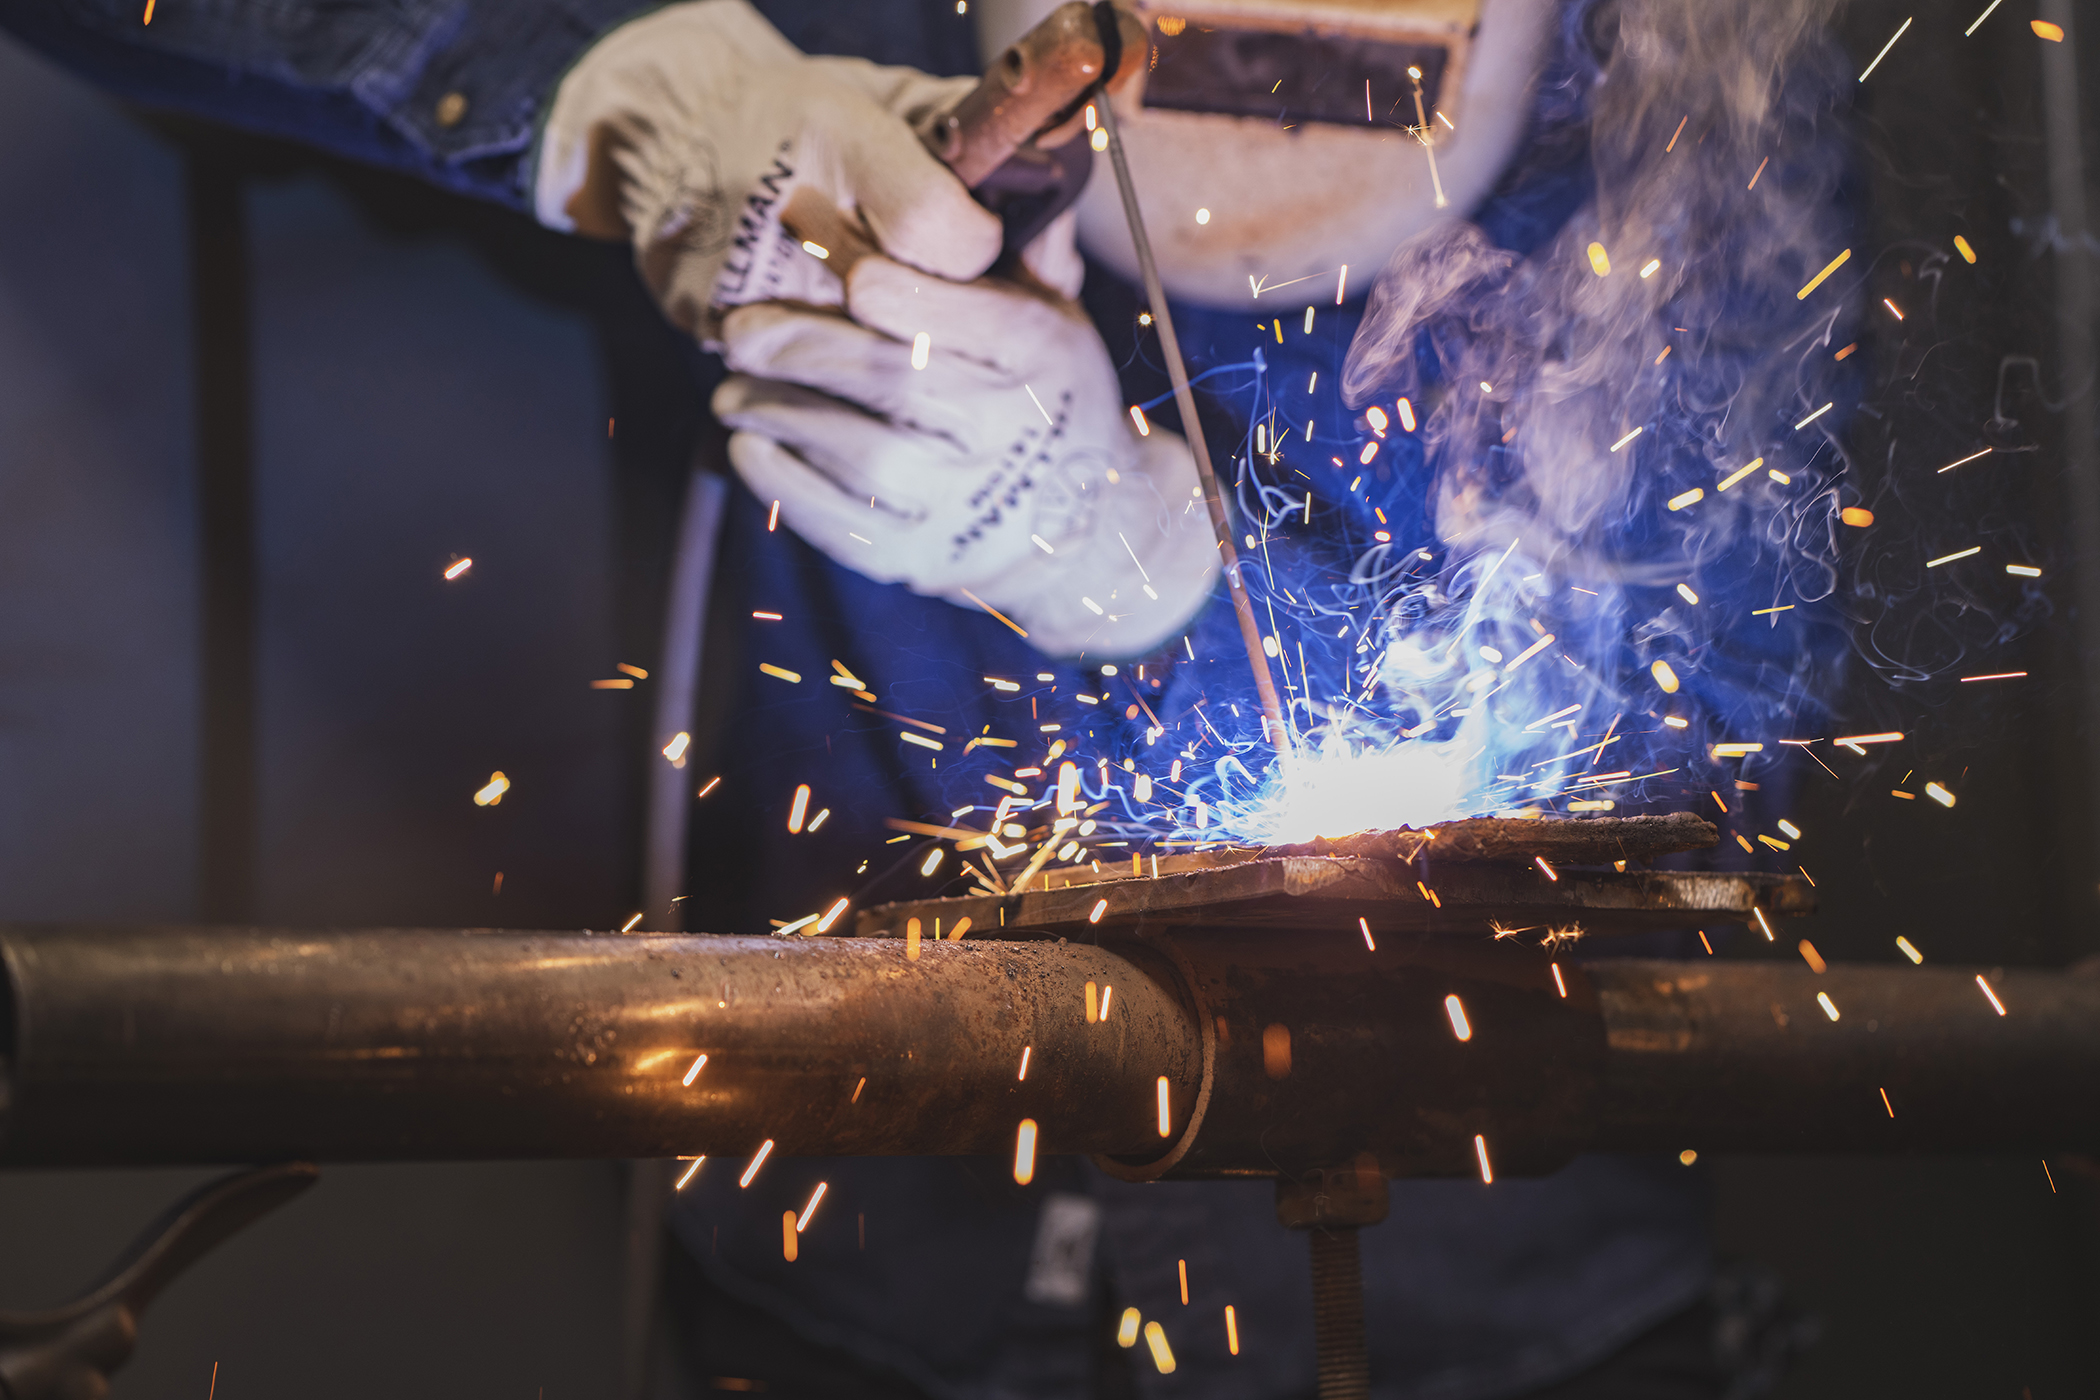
[532,0,1003,342]
[712,257,1220,658]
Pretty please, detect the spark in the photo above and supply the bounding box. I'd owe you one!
[795,1181,829,1232]
[1336,264,1348,303]
[1798,939,1827,974]
[1144,1322,1177,1374]
[1896,936,1924,963]
[444,557,472,580]
[1444,994,1473,1041]
[1712,742,1763,756]
[1099,985,1114,1019]
[1797,249,1851,300]
[1926,546,1981,568]
[2006,564,2042,577]
[1754,907,1776,941]
[1118,1308,1142,1348]
[752,610,782,620]
[1926,782,1957,807]
[1778,819,1803,839]
[738,1140,775,1188]
[1225,1306,1239,1355]
[1677,583,1700,605]
[1018,1046,1031,1081]
[1817,991,1840,1021]
[1960,671,2027,682]
[1089,898,1108,924]
[682,1054,709,1086]
[473,772,510,807]
[591,678,634,689]
[1668,487,1705,511]
[788,785,811,833]
[1793,403,1834,430]
[1610,427,1644,452]
[1195,207,1211,225]
[1752,605,1794,616]
[1024,384,1055,425]
[1953,234,1979,262]
[1640,257,1663,278]
[1359,917,1376,951]
[1938,447,1993,473]
[816,898,849,932]
[1551,964,1568,997]
[619,911,644,932]
[1841,506,1874,526]
[957,588,1029,636]
[911,331,931,370]
[663,731,691,764]
[1833,731,1903,747]
[1857,17,1912,82]
[1129,404,1151,436]
[901,731,943,751]
[1650,660,1681,693]
[1474,1134,1494,1184]
[675,1156,706,1189]
[1717,457,1765,491]
[2032,20,2064,41]
[696,776,722,799]
[758,663,801,683]
[1964,0,2006,35]
[1013,1118,1038,1184]
[1534,856,1559,882]
[1976,974,2007,1016]
[1397,398,1417,431]
[800,240,830,259]
[1666,115,1688,150]
[1586,242,1612,277]
[767,500,781,531]
[1157,1076,1173,1137]
[1880,1088,1895,1117]
[1664,716,1689,728]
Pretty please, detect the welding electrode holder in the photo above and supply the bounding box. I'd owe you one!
[915,1,1147,257]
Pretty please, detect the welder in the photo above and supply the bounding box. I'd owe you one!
[0,0,1819,1395]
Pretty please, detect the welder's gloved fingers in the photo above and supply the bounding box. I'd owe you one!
[716,302,990,444]
[714,373,943,520]
[1018,207,1087,302]
[716,258,1219,657]
[532,0,999,344]
[838,253,1085,377]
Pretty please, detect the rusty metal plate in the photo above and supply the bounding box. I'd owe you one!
[854,855,1812,942]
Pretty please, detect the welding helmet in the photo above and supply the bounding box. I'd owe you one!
[975,0,1555,308]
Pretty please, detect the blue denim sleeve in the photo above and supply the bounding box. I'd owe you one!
[0,0,652,207]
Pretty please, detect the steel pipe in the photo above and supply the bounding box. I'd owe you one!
[1,926,2094,1171]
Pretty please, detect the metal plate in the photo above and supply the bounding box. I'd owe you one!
[854,855,1813,941]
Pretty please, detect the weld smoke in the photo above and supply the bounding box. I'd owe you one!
[1183,0,1866,840]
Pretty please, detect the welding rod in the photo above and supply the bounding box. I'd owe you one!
[1092,86,1290,750]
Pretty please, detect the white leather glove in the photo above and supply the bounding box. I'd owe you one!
[711,253,1221,658]
[532,0,1003,340]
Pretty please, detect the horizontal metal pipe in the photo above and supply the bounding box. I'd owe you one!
[1589,958,2100,1153]
[1,928,2094,1171]
[0,927,1200,1167]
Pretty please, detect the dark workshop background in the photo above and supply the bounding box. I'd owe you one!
[1,1,2097,1396]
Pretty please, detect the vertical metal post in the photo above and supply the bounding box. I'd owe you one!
[2036,2,2100,893]
[1277,1162,1388,1400]
[187,146,256,923]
